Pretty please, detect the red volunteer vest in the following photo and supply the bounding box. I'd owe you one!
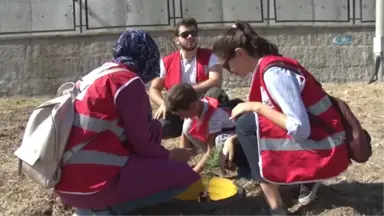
[55,62,135,194]
[189,97,231,142]
[163,48,211,90]
[249,55,350,184]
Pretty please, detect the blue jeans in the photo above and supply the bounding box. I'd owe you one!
[234,112,265,182]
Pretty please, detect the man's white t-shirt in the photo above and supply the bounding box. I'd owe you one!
[159,54,218,84]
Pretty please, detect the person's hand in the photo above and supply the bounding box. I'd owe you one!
[219,137,235,175]
[154,102,167,120]
[229,102,260,120]
[169,148,193,162]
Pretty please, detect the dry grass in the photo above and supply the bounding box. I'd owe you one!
[0,83,383,215]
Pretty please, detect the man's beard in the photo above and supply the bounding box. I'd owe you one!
[180,42,198,51]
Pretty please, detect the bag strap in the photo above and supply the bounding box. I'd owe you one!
[262,61,336,134]
[81,67,129,87]
[61,138,94,164]
[263,61,299,74]
[60,67,129,165]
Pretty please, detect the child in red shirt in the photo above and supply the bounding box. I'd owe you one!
[165,83,240,173]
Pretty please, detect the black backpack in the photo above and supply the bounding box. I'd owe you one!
[219,98,244,110]
[202,87,244,110]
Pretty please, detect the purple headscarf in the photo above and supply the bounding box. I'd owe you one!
[112,29,160,83]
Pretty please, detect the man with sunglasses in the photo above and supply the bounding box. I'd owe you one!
[149,17,223,140]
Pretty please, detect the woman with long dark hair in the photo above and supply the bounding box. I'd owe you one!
[212,21,350,215]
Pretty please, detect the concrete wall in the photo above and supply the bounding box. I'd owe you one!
[0,25,376,96]
[0,0,378,96]
[0,0,377,35]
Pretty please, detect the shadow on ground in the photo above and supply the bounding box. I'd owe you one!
[129,182,383,215]
[294,181,383,216]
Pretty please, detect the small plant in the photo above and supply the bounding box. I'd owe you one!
[202,148,221,178]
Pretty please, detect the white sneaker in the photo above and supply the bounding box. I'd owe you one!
[298,182,321,205]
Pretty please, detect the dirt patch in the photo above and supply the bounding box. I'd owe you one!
[0,83,383,215]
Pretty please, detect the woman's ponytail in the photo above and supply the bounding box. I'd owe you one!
[232,21,259,38]
[213,20,280,59]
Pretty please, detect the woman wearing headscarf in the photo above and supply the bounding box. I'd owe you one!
[212,21,350,215]
[54,29,202,215]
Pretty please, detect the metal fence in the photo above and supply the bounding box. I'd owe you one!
[0,0,77,34]
[0,0,377,36]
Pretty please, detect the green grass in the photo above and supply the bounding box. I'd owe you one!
[202,148,221,178]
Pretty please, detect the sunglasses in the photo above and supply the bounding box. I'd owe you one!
[178,30,198,38]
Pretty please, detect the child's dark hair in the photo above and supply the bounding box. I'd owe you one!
[174,17,198,37]
[165,83,199,112]
[212,20,279,60]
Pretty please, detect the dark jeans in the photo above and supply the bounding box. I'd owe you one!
[234,112,265,182]
[160,87,228,139]
[235,113,315,185]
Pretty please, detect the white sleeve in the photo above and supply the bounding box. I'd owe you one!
[159,59,166,78]
[208,108,228,134]
[263,67,310,141]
